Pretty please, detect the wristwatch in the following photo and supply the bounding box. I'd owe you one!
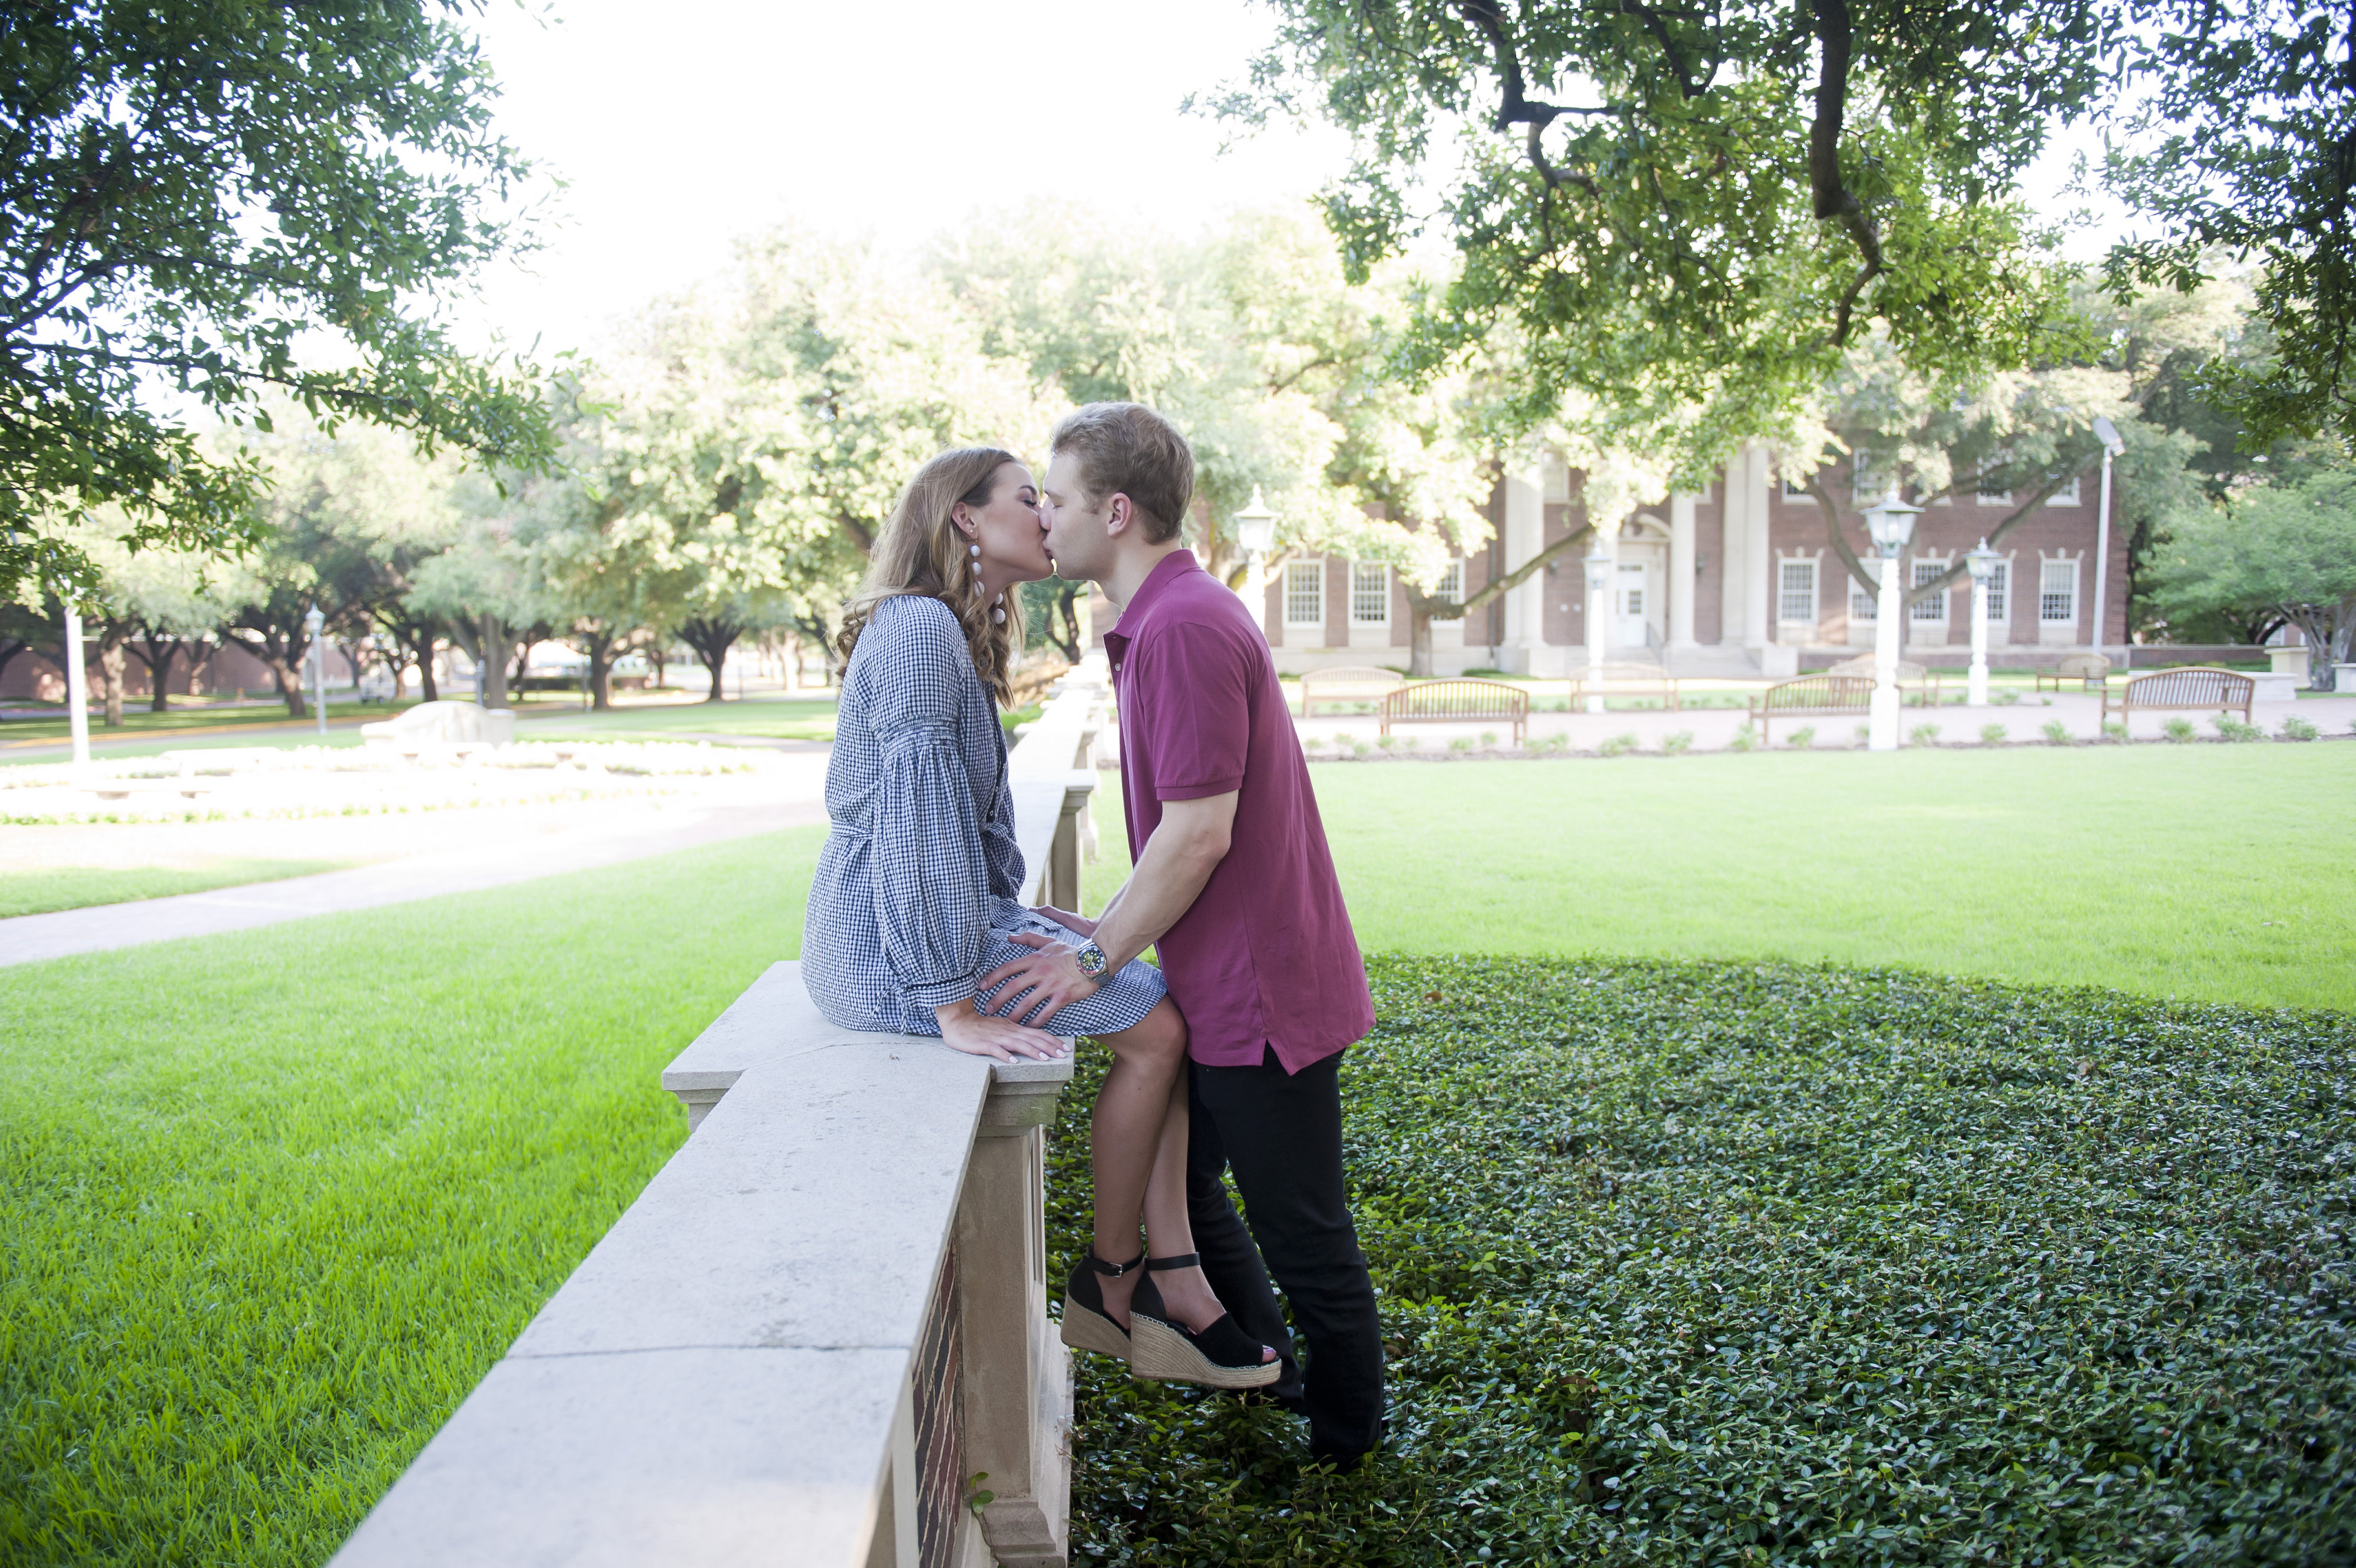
[1074,938,1110,978]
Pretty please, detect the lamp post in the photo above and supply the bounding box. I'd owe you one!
[1862,489,1921,752]
[1581,544,1612,713]
[1965,539,2003,707]
[2090,415,2126,677]
[1231,487,1278,616]
[61,600,90,769]
[305,603,326,740]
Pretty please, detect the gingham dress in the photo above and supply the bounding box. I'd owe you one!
[801,594,1166,1038]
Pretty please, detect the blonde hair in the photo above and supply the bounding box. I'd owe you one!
[835,447,1028,705]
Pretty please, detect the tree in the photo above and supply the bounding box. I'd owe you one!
[2146,469,2356,689]
[1203,0,2108,477]
[62,520,233,720]
[0,0,556,604]
[2101,1,2356,450]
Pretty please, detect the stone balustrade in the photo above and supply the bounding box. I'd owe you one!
[328,666,1114,1568]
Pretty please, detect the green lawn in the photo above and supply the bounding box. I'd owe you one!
[1084,744,2356,1011]
[0,859,353,918]
[523,695,836,743]
[0,829,824,1567]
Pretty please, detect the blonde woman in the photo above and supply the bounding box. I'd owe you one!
[802,446,1276,1389]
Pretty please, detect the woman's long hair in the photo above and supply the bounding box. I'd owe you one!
[835,447,1028,706]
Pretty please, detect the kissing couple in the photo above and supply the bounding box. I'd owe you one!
[801,403,1384,1471]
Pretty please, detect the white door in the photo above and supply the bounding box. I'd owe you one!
[1615,563,1650,646]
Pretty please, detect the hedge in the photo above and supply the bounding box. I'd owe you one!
[1048,955,2356,1565]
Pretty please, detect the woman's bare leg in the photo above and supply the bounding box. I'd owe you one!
[1088,998,1187,1325]
[1126,1060,1275,1363]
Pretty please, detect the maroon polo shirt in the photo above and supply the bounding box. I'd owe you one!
[1104,549,1374,1073]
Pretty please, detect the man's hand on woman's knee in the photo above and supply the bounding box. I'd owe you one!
[980,932,1102,1025]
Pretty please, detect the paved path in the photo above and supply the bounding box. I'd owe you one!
[0,796,827,968]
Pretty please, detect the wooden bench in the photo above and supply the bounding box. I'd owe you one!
[1749,674,1876,743]
[1826,654,1944,705]
[1297,665,1405,716]
[1568,661,1686,712]
[2101,666,2254,726]
[1379,679,1529,745]
[2035,651,2113,692]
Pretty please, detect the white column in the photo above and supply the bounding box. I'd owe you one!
[1968,574,1991,706]
[1667,491,1697,650]
[2092,448,2116,667]
[62,603,90,768]
[1719,458,1748,646]
[1499,466,1545,671]
[1744,444,1773,652]
[1870,555,1903,750]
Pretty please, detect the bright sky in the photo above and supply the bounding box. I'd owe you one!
[449,0,2129,362]
[452,0,1351,359]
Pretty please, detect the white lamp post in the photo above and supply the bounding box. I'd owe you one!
[1862,489,1921,752]
[1581,544,1612,713]
[305,603,326,739]
[2090,415,2126,679]
[1964,539,2003,707]
[1230,488,1278,623]
[62,600,90,769]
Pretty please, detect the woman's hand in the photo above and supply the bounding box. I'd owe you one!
[934,1000,1073,1064]
[978,931,1103,1026]
[1030,904,1098,938]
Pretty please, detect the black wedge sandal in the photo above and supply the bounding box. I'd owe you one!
[1058,1250,1141,1361]
[1126,1253,1282,1390]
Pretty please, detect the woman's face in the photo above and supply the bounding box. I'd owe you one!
[960,461,1053,593]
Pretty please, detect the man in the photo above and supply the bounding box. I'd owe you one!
[984,401,1384,1470]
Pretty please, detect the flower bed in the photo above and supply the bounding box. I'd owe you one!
[1051,955,2356,1564]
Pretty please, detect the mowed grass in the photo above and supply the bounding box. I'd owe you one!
[0,859,353,918]
[1078,743,2356,1011]
[0,828,824,1568]
[525,695,837,743]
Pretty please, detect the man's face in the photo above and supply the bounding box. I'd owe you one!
[1041,451,1112,583]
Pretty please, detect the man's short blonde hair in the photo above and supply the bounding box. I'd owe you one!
[1048,403,1194,545]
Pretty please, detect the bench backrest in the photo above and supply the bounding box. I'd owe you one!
[1385,679,1530,720]
[1827,656,1928,682]
[2122,667,2255,706]
[1759,674,1877,711]
[2054,651,2112,679]
[1300,666,1405,699]
[1578,663,1676,685]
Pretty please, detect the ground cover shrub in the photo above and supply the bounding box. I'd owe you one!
[2213,716,2264,743]
[1728,723,1759,753]
[2165,718,2198,742]
[1978,723,2007,746]
[1852,724,1871,747]
[1994,690,2022,706]
[1908,722,1941,746]
[2102,721,2130,743]
[2043,720,2073,746]
[1376,735,1398,751]
[1054,955,2356,1566]
[1481,732,1500,748]
[1598,733,1639,757]
[2283,716,2321,742]
[1450,737,1474,753]
[1659,730,1693,755]
[1785,726,1815,750]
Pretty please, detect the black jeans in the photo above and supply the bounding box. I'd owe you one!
[1186,1048,1385,1458]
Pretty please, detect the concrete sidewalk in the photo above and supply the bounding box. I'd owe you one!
[0,797,826,968]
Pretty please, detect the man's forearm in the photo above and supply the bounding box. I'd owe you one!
[1090,814,1230,970]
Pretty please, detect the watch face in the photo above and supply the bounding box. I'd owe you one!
[1077,942,1108,977]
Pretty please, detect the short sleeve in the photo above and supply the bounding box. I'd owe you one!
[1132,616,1250,801]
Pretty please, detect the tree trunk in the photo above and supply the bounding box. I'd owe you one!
[478,613,509,710]
[581,627,621,712]
[677,617,742,703]
[1407,604,1436,677]
[96,627,128,726]
[265,648,309,719]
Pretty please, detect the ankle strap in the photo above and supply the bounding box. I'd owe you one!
[1144,1252,1202,1272]
[1087,1251,1146,1278]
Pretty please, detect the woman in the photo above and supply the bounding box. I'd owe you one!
[802,446,1275,1390]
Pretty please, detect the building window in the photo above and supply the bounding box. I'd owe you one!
[1350,561,1390,624]
[1976,449,2014,506]
[1778,559,1817,624]
[2039,559,2079,624]
[2047,474,2083,505]
[1910,558,1949,623]
[1782,473,1810,498]
[1283,559,1325,627]
[1984,559,2009,621]
[1850,575,1877,623]
[1432,558,1465,620]
[1851,455,1887,507]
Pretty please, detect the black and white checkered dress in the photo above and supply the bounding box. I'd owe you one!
[801,594,1166,1039]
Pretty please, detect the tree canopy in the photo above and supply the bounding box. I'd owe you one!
[1,0,555,603]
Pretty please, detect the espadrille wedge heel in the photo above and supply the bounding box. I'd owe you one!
[1126,1253,1282,1390]
[1058,1250,1141,1361]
